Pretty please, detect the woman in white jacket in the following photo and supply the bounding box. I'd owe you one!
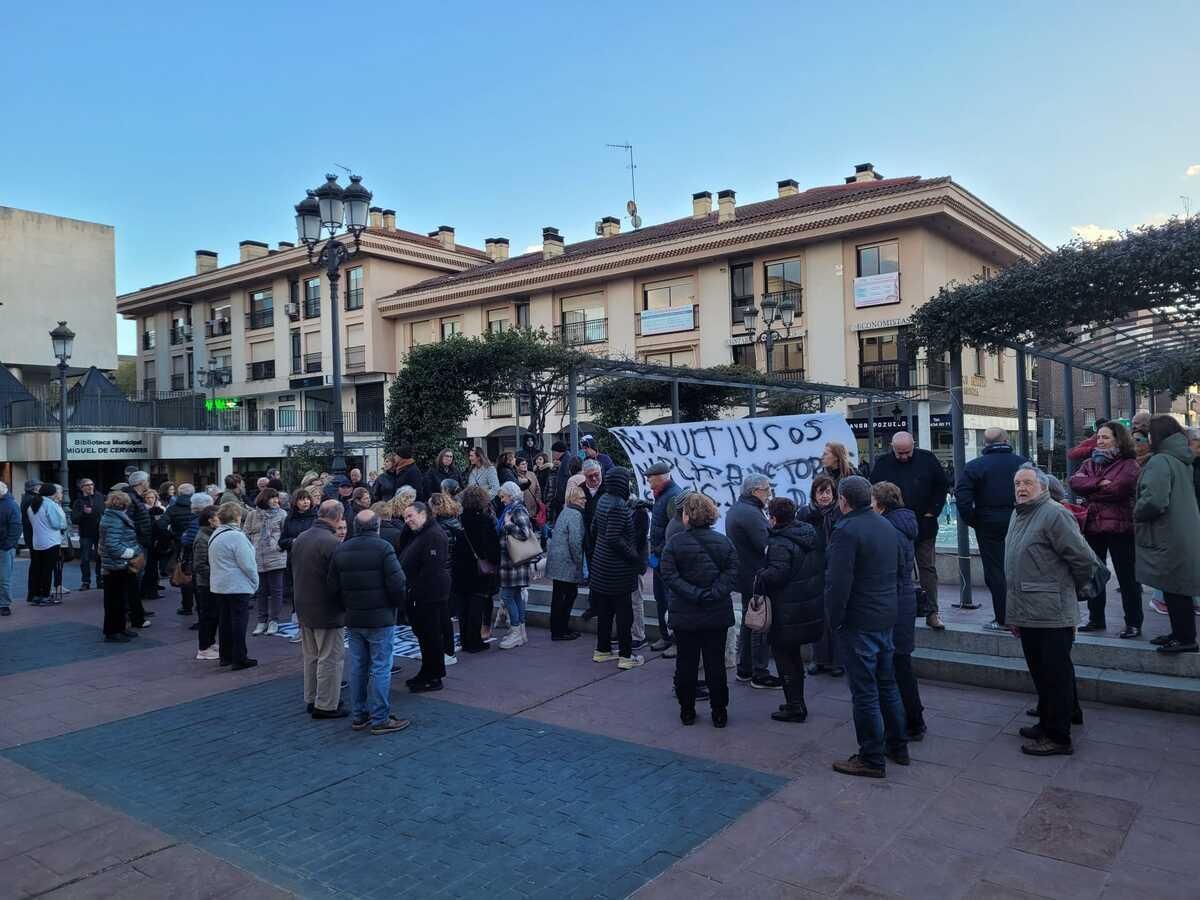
[208,502,260,670]
[27,484,67,606]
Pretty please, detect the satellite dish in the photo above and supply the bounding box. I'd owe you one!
[626,199,638,217]
[630,214,643,229]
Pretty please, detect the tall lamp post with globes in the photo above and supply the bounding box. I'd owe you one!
[741,291,797,375]
[294,173,372,476]
[50,321,75,498]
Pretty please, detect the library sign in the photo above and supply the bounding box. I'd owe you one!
[67,433,151,458]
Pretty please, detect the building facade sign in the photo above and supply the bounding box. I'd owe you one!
[852,314,912,332]
[853,271,901,308]
[640,306,695,336]
[67,433,151,458]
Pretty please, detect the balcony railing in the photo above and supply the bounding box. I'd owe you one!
[1,389,384,434]
[303,297,321,318]
[345,288,364,311]
[246,361,275,381]
[770,367,807,382]
[760,288,804,317]
[245,308,274,330]
[858,359,950,392]
[208,366,232,385]
[344,345,366,372]
[206,318,231,338]
[488,398,513,418]
[170,373,186,391]
[141,331,156,351]
[303,352,322,374]
[286,303,300,322]
[555,318,608,346]
[169,325,192,345]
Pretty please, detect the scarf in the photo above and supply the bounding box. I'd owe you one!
[496,501,516,535]
[1091,447,1118,465]
[396,458,415,471]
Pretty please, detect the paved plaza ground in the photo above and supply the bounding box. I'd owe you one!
[1,568,1198,899]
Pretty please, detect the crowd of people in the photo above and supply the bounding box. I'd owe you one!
[1,413,1196,769]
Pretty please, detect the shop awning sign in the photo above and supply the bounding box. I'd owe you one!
[67,433,150,458]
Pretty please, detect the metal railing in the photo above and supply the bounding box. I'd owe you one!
[761,288,803,317]
[345,288,364,311]
[170,373,186,391]
[245,308,274,330]
[303,352,322,374]
[303,297,321,318]
[141,331,156,351]
[555,318,608,346]
[206,318,231,338]
[344,345,366,372]
[246,361,275,381]
[169,326,192,345]
[858,359,949,393]
[208,366,232,384]
[771,367,807,382]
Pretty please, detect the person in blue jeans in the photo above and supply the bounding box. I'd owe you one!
[824,476,909,778]
[326,510,410,735]
[0,481,22,615]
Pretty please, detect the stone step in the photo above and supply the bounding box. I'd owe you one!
[916,622,1200,678]
[913,647,1200,716]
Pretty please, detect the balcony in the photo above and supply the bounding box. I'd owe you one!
[488,398,513,418]
[771,367,807,382]
[303,297,321,318]
[206,318,231,338]
[169,325,192,345]
[170,373,187,391]
[209,366,232,385]
[286,303,300,322]
[245,308,274,330]
[303,352,322,374]
[141,331,156,351]
[635,304,699,337]
[344,345,366,373]
[345,288,364,311]
[246,360,276,381]
[555,318,608,346]
[858,359,949,394]
[142,379,156,394]
[761,288,803,318]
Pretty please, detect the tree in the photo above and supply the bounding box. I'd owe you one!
[282,439,332,488]
[114,358,137,395]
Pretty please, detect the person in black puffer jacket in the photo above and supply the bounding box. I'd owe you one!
[758,498,825,723]
[660,492,738,727]
[587,467,644,666]
[872,482,925,740]
[399,502,451,691]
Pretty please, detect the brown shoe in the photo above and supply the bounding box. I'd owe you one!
[1021,737,1072,756]
[370,716,411,735]
[833,754,885,778]
[926,611,945,631]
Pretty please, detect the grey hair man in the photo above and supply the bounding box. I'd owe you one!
[123,471,154,559]
[955,424,1029,632]
[826,475,910,778]
[292,498,348,719]
[726,472,779,688]
[0,480,19,614]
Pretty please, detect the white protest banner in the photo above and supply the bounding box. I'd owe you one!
[611,413,858,532]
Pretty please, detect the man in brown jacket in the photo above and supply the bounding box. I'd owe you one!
[291,500,346,718]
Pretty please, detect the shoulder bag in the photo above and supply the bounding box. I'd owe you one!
[506,528,544,566]
[460,528,498,578]
[744,573,772,633]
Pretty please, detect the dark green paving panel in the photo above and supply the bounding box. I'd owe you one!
[0,622,161,676]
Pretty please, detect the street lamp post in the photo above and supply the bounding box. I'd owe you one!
[196,366,231,424]
[741,291,798,374]
[294,174,372,475]
[49,321,75,498]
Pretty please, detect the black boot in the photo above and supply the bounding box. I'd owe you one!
[771,674,808,723]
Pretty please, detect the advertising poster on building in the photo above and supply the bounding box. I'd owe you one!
[853,271,901,308]
[611,413,857,532]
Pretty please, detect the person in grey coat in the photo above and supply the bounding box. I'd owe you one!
[724,474,779,688]
[544,481,586,640]
[1006,465,1100,756]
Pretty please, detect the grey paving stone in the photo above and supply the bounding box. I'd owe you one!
[1010,790,1131,869]
[1116,814,1200,875]
[981,848,1109,899]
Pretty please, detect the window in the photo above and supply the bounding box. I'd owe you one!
[642,349,695,368]
[410,320,431,347]
[440,318,462,341]
[764,259,801,294]
[642,276,694,310]
[559,292,606,345]
[856,241,899,277]
[974,347,987,377]
[1084,408,1097,428]
[731,342,756,369]
[290,331,302,374]
[769,338,805,375]
[303,331,321,373]
[346,267,363,310]
[141,317,156,351]
[730,262,753,324]
[171,355,186,391]
[860,333,899,365]
[1081,371,1096,387]
[142,376,156,394]
[995,351,1005,381]
[487,308,510,333]
[208,303,231,336]
[515,300,530,330]
[186,351,194,389]
[859,332,902,389]
[345,323,365,372]
[246,360,275,381]
[981,265,993,280]
[304,277,321,318]
[247,289,273,329]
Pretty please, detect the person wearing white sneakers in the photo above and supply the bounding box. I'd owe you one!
[587,467,645,670]
[244,488,287,637]
[189,496,221,660]
[496,482,538,649]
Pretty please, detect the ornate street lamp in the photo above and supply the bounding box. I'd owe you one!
[294,173,372,475]
[49,320,75,497]
[742,290,797,374]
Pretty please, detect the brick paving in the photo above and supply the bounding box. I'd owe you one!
[0,583,1198,899]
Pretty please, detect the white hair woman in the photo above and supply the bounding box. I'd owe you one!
[495,481,536,649]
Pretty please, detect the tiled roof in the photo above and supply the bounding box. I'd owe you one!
[400,176,945,295]
[362,226,490,260]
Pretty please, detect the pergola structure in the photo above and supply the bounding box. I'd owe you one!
[912,215,1200,607]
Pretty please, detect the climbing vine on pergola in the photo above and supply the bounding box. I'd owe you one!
[910,216,1200,393]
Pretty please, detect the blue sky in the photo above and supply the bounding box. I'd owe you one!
[3,1,1196,355]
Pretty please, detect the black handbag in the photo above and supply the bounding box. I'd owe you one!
[461,529,498,577]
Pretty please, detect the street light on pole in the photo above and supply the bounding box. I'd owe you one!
[49,320,75,498]
[294,173,372,475]
[741,290,797,374]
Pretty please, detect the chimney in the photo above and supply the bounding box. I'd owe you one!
[382,209,396,230]
[717,189,736,224]
[435,225,455,251]
[542,227,564,259]
[846,162,883,184]
[277,241,294,251]
[692,191,712,219]
[239,240,269,262]
[368,206,383,228]
[599,216,620,238]
[777,179,799,198]
[485,237,510,263]
[195,250,218,274]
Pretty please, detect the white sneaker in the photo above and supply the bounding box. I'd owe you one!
[266,620,279,636]
[289,634,302,644]
[252,623,267,636]
[618,654,645,670]
[196,648,219,660]
[499,626,526,650]
[444,654,457,666]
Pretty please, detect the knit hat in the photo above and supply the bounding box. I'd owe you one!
[667,488,695,519]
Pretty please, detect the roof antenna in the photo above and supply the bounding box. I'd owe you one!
[606,143,641,228]
[332,163,353,176]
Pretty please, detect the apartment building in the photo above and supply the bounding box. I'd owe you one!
[379,164,1048,460]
